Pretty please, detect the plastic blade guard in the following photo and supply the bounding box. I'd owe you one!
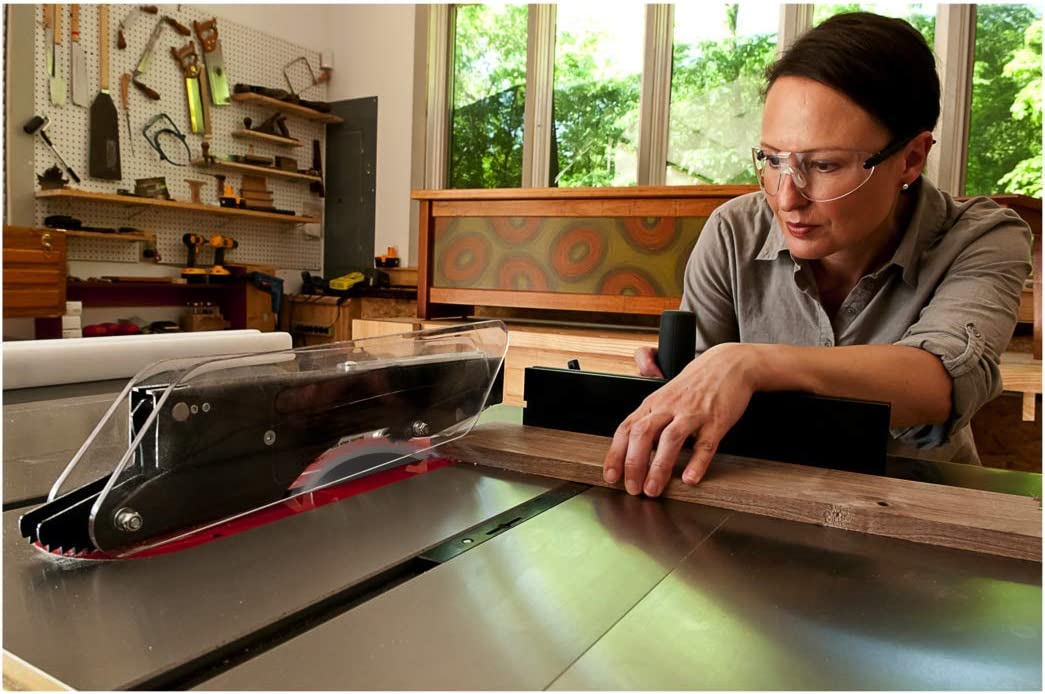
[19,322,508,558]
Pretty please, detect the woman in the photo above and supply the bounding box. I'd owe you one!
[602,11,1032,498]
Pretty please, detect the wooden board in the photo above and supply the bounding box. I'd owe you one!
[441,423,1042,562]
[230,92,345,123]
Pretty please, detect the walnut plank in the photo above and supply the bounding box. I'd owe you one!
[442,423,1042,562]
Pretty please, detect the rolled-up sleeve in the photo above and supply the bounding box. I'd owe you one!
[893,212,1032,447]
[680,210,740,355]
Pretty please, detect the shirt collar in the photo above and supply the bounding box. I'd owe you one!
[753,179,949,287]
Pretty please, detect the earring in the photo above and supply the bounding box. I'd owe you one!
[902,183,910,191]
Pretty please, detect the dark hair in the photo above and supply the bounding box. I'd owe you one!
[765,12,940,141]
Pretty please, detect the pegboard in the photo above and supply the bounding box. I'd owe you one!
[32,4,327,271]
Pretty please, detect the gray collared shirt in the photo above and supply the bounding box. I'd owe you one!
[680,178,1032,464]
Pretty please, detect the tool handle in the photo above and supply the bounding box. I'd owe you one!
[193,18,218,52]
[132,78,159,101]
[165,16,191,36]
[43,4,53,28]
[656,310,696,380]
[120,72,130,109]
[70,4,79,40]
[98,4,109,90]
[39,131,81,184]
[54,5,62,43]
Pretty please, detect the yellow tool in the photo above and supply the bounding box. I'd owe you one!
[182,233,208,280]
[209,234,238,276]
[329,271,365,291]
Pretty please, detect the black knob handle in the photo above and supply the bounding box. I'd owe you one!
[656,310,696,380]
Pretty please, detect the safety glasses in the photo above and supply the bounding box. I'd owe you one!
[752,134,917,202]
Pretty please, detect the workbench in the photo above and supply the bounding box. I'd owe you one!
[3,378,1041,690]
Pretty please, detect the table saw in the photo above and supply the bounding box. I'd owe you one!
[3,325,1041,690]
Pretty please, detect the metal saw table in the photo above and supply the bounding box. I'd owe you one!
[3,390,1041,690]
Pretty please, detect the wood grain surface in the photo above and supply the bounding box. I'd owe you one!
[442,423,1043,562]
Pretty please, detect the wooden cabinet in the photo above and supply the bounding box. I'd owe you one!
[3,226,67,318]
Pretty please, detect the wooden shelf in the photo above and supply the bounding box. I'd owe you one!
[192,159,322,183]
[231,92,344,123]
[35,189,320,224]
[231,129,303,148]
[61,229,156,242]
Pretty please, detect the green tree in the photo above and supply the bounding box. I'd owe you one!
[448,5,527,188]
[967,4,1042,196]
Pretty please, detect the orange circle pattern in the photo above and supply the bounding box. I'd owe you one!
[598,268,662,297]
[440,233,491,284]
[623,217,678,253]
[497,255,549,291]
[492,217,542,245]
[551,226,605,282]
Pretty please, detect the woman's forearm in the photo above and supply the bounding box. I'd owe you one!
[751,344,953,428]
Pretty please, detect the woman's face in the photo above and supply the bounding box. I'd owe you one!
[760,76,922,263]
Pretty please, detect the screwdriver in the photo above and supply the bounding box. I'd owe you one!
[120,73,134,154]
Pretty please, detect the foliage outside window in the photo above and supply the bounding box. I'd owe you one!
[667,4,777,185]
[966,4,1042,197]
[551,4,644,187]
[812,3,937,43]
[448,4,527,189]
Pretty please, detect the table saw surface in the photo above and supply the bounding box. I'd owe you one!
[3,388,1041,690]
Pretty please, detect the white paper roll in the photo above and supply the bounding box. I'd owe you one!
[3,330,294,390]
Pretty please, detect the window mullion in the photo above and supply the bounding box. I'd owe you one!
[928,4,975,196]
[523,4,556,188]
[638,4,673,186]
[778,4,813,54]
[425,4,452,189]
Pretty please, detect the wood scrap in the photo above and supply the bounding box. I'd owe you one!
[440,423,1042,562]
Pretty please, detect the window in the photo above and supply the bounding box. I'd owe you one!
[812,3,937,44]
[966,4,1042,197]
[431,4,1024,196]
[551,4,644,187]
[448,4,528,189]
[668,4,777,184]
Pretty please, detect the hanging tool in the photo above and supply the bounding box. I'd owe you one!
[131,18,165,100]
[309,139,324,197]
[25,115,80,183]
[89,5,121,179]
[209,234,238,276]
[193,18,230,105]
[171,41,206,134]
[181,233,208,280]
[69,5,86,106]
[116,5,157,49]
[119,73,134,154]
[52,5,66,105]
[43,6,59,105]
[143,113,192,166]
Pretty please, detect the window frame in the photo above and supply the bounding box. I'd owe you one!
[423,3,978,195]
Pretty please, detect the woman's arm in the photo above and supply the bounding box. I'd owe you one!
[602,341,951,498]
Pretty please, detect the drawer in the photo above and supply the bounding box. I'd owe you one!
[4,226,67,318]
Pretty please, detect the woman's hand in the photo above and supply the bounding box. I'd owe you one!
[635,346,664,378]
[603,343,761,497]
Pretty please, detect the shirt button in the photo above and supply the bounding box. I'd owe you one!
[846,306,858,315]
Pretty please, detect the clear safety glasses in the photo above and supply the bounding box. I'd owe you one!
[752,135,915,203]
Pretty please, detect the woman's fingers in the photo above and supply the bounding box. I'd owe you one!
[643,420,695,497]
[682,421,726,485]
[622,412,672,495]
[635,346,664,378]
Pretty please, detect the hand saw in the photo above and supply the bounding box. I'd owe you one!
[19,323,508,559]
[171,41,206,133]
[193,18,230,105]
